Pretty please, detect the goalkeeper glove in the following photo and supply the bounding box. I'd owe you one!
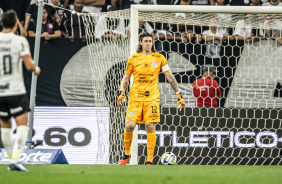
[176,92,185,111]
[117,90,127,108]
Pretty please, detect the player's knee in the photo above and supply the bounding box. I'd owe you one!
[125,126,134,132]
[125,120,136,132]
[145,123,156,133]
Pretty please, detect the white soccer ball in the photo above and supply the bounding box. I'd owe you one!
[160,152,177,165]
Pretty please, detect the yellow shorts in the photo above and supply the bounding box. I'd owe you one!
[126,100,160,125]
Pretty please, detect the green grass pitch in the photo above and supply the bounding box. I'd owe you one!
[0,165,281,184]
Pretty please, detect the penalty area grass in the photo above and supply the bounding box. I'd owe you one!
[0,165,281,184]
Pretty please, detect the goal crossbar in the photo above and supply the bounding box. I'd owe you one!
[132,5,282,14]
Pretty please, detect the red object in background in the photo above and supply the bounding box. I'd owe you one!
[192,78,222,107]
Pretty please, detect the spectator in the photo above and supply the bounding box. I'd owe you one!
[181,0,215,5]
[232,1,262,41]
[192,64,222,107]
[51,0,65,20]
[64,0,105,13]
[0,9,27,37]
[95,6,127,41]
[25,0,60,30]
[60,0,86,41]
[28,7,61,40]
[0,0,31,25]
[126,20,155,38]
[202,24,233,59]
[228,0,250,5]
[166,23,189,44]
[262,0,282,6]
[150,21,167,40]
[233,15,263,41]
[166,13,203,43]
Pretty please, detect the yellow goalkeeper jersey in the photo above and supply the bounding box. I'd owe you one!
[125,52,170,101]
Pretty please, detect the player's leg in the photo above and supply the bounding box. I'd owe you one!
[7,95,30,171]
[119,101,142,165]
[0,97,13,161]
[11,112,29,164]
[124,120,136,157]
[144,101,160,165]
[145,123,157,165]
[0,119,13,161]
[119,120,137,165]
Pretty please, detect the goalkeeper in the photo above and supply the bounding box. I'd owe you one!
[117,32,185,165]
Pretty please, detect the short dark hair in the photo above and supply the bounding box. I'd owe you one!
[2,10,18,29]
[136,32,155,52]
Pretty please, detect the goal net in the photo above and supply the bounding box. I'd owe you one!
[71,5,282,165]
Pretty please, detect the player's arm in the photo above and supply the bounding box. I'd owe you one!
[17,19,27,37]
[117,74,130,107]
[203,34,221,41]
[22,54,41,76]
[120,74,130,91]
[54,13,60,23]
[163,70,185,110]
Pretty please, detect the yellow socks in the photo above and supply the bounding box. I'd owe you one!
[146,132,156,163]
[124,130,133,156]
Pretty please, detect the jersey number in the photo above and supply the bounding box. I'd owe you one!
[151,106,157,113]
[3,55,12,75]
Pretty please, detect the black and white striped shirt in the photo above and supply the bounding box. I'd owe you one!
[60,11,86,39]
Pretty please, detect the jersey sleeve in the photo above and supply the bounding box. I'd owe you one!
[53,21,60,32]
[19,37,31,57]
[125,57,133,75]
[160,54,170,73]
[25,4,33,15]
[27,21,35,32]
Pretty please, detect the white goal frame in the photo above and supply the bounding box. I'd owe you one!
[129,5,282,165]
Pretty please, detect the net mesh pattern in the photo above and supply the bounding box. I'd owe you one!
[54,5,282,165]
